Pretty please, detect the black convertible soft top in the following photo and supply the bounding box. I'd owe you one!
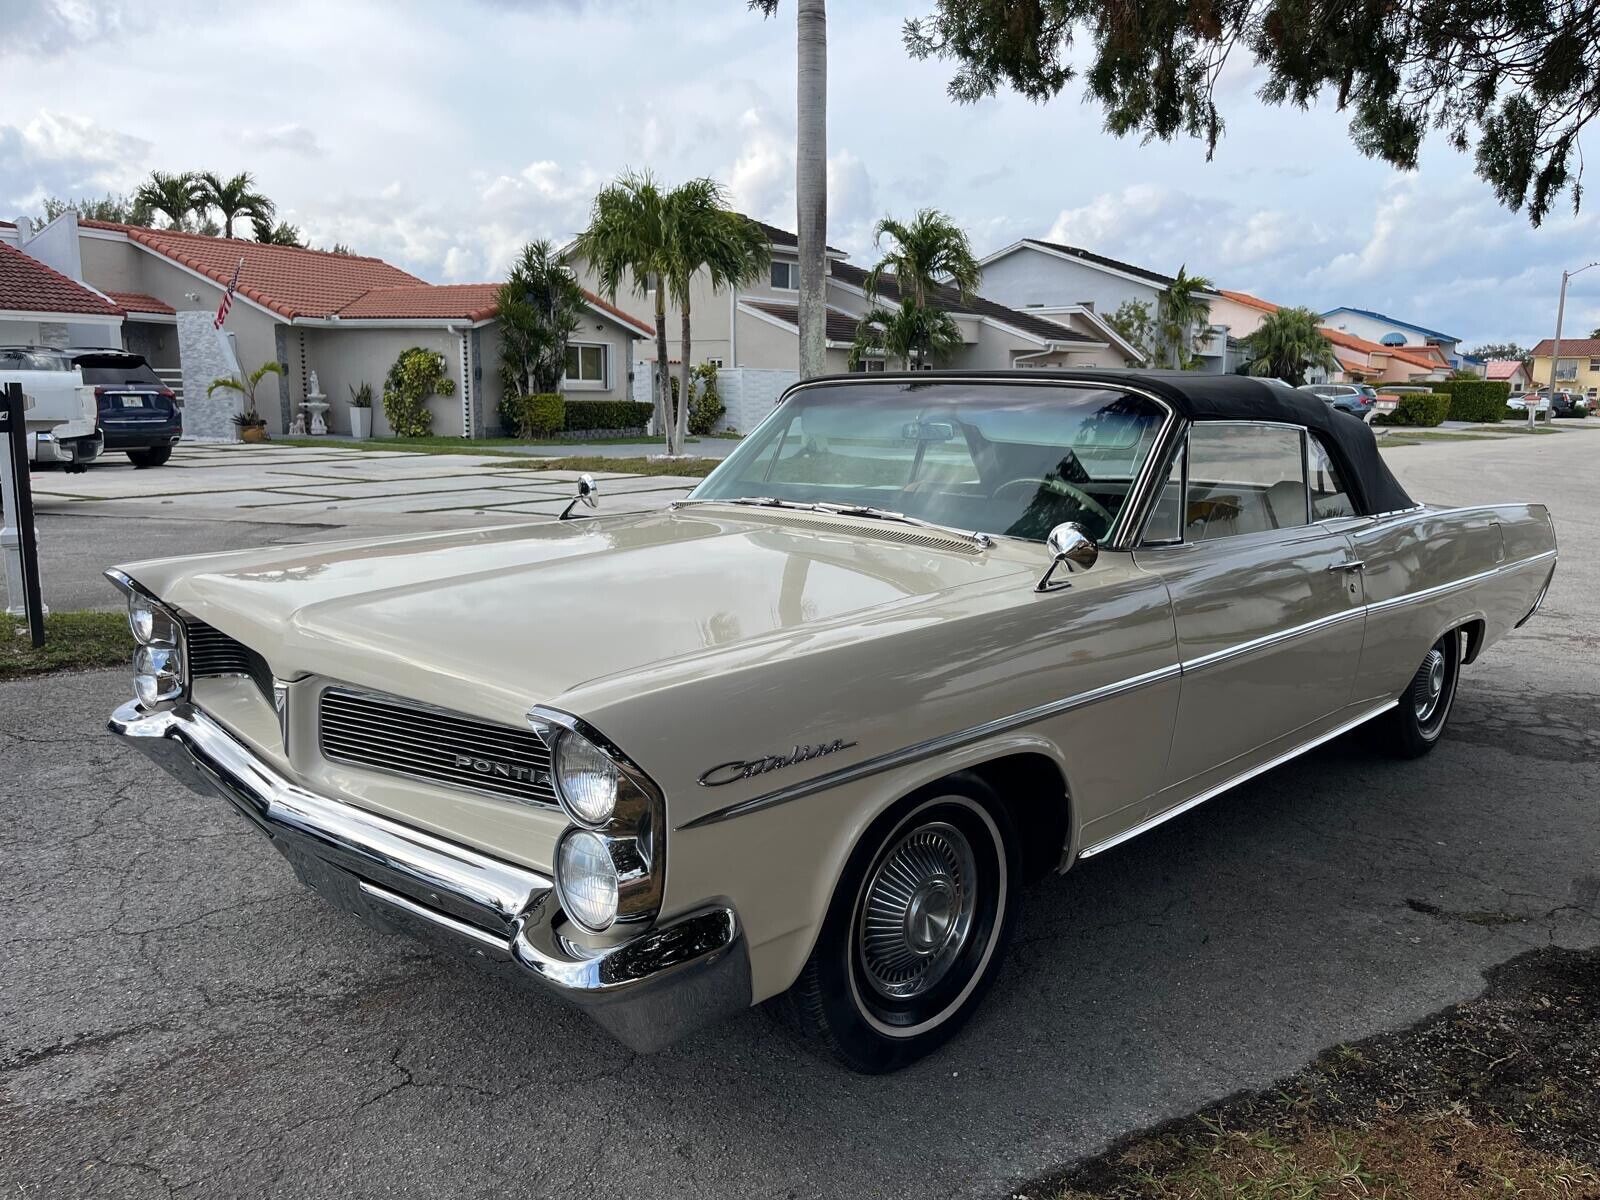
[823,369,1417,517]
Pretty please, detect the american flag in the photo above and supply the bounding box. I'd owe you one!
[214,257,244,329]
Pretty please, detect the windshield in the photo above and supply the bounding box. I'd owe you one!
[691,380,1169,542]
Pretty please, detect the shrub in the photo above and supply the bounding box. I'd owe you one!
[383,347,455,438]
[507,393,564,439]
[1436,379,1511,422]
[563,399,653,433]
[1372,392,1451,427]
[688,362,725,435]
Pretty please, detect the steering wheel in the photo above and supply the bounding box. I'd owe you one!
[992,477,1115,527]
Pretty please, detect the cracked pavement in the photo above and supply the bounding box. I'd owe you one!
[3,431,1597,1198]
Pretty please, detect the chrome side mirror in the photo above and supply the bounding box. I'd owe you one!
[558,473,599,521]
[1035,522,1098,592]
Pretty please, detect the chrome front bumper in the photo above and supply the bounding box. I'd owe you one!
[108,699,749,1052]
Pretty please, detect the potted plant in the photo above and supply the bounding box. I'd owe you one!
[208,361,285,444]
[348,381,373,440]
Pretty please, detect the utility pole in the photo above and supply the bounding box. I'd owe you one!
[1546,262,1599,429]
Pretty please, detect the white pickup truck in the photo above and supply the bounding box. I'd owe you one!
[0,347,105,472]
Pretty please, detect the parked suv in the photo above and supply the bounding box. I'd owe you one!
[0,346,104,472]
[1301,383,1377,417]
[60,348,182,467]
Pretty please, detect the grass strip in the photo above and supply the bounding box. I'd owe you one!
[2,610,132,681]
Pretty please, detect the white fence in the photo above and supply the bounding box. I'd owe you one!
[632,364,797,436]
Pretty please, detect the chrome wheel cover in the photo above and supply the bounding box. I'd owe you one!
[1414,647,1447,723]
[857,821,978,1000]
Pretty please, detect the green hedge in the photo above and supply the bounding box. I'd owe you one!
[505,393,564,439]
[563,399,653,433]
[1434,379,1511,422]
[1372,392,1451,427]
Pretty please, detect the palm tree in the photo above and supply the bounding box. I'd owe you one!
[252,216,304,246]
[199,171,274,239]
[133,171,202,231]
[1157,266,1215,369]
[497,239,584,399]
[849,300,962,371]
[208,360,285,427]
[575,171,675,445]
[664,179,771,449]
[1243,307,1338,385]
[864,209,980,310]
[751,0,827,380]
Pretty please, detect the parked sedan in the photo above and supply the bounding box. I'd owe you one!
[64,349,182,467]
[1507,393,1554,419]
[106,371,1558,1071]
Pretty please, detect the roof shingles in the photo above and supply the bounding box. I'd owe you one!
[829,260,1093,343]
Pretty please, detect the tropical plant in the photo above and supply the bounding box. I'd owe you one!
[865,209,981,310]
[663,179,770,448]
[575,171,675,445]
[208,361,285,428]
[252,216,305,246]
[1242,306,1338,386]
[507,393,565,439]
[750,0,828,378]
[347,381,372,408]
[382,347,455,438]
[1105,298,1158,364]
[198,171,274,239]
[848,300,963,371]
[496,239,585,434]
[905,3,1600,225]
[688,362,726,435]
[134,170,202,231]
[1157,267,1215,369]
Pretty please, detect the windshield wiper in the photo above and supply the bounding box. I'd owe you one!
[808,502,993,548]
[673,496,993,548]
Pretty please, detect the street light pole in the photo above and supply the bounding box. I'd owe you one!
[1546,261,1600,429]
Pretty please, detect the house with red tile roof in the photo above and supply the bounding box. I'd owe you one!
[1485,358,1532,391]
[2,213,652,437]
[0,238,123,347]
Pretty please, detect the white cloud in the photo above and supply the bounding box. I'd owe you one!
[0,111,149,210]
[241,123,324,158]
[723,106,793,226]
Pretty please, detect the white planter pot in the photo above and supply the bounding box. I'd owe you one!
[350,408,372,440]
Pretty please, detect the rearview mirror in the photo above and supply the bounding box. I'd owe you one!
[1035,522,1098,592]
[558,473,599,521]
[900,420,955,443]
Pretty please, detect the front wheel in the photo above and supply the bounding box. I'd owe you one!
[1380,630,1462,757]
[785,775,1019,1072]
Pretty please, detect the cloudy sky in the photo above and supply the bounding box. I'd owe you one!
[3,0,1597,347]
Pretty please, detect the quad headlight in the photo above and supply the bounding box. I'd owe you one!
[115,580,186,708]
[133,644,184,706]
[128,592,180,647]
[534,709,665,937]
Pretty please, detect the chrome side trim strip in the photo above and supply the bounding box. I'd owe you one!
[1183,606,1365,673]
[1077,699,1399,860]
[1365,549,1555,615]
[678,662,1183,830]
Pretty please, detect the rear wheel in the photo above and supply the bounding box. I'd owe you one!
[786,775,1019,1073]
[127,447,172,468]
[1381,631,1462,757]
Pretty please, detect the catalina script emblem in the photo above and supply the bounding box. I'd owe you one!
[698,738,858,787]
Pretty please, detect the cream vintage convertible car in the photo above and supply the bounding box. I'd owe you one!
[107,371,1556,1071]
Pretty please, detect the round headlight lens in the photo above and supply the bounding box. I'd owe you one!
[128,594,179,646]
[555,829,619,932]
[553,731,620,826]
[133,644,184,705]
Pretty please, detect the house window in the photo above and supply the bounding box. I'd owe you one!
[851,358,886,373]
[1555,359,1578,380]
[704,358,724,369]
[770,260,798,290]
[565,343,608,386]
[1588,358,1599,372]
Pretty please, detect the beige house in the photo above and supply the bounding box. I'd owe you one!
[3,213,652,437]
[568,218,1141,377]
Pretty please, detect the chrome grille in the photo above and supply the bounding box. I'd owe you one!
[183,617,273,701]
[318,687,558,808]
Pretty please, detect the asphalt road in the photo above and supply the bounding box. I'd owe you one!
[2,431,1597,1199]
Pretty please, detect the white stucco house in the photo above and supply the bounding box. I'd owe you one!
[2,212,653,437]
[1320,307,1481,374]
[976,238,1239,373]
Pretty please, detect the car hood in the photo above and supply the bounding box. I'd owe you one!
[133,507,1034,725]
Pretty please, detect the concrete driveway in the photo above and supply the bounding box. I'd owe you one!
[2,432,1597,1198]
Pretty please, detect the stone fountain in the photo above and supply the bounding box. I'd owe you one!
[301,370,330,436]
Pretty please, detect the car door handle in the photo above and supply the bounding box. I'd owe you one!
[1327,559,1366,572]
